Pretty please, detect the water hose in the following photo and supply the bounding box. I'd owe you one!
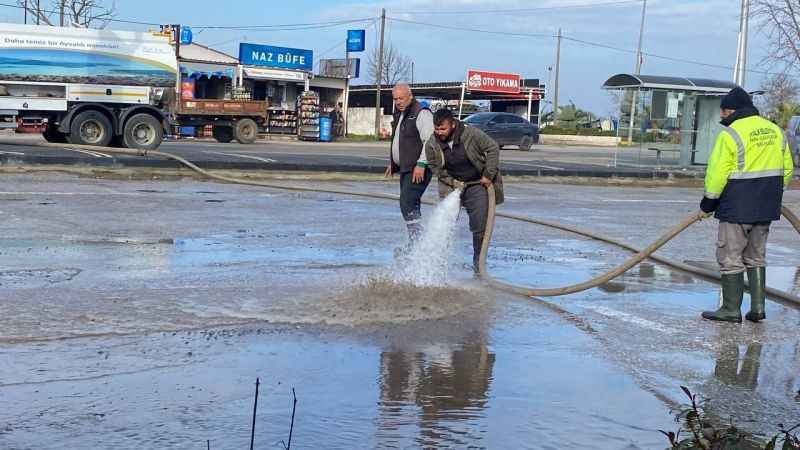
[479,184,800,307]
[7,141,800,306]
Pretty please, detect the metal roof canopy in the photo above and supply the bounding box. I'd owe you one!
[602,74,737,93]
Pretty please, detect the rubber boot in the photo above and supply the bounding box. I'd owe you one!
[406,222,422,243]
[702,273,744,323]
[745,267,766,322]
[394,223,422,259]
[472,232,484,275]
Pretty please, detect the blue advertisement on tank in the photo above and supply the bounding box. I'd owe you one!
[0,48,177,87]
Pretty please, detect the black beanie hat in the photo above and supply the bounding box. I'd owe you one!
[720,87,754,110]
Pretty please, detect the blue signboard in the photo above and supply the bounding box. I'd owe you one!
[239,43,313,72]
[351,58,361,78]
[180,26,193,45]
[346,29,365,52]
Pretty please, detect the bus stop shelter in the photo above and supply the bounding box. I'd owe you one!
[602,74,738,167]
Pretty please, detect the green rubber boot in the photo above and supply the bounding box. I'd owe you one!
[472,232,484,275]
[702,273,744,323]
[745,267,766,322]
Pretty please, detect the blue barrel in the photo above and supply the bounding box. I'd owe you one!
[319,117,332,142]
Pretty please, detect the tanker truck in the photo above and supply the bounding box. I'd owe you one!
[0,23,267,150]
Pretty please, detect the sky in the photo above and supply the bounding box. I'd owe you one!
[0,0,774,116]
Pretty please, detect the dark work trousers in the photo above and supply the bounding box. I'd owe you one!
[399,169,432,239]
[461,183,489,234]
[460,183,489,272]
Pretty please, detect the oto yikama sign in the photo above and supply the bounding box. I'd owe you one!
[239,43,313,72]
[467,70,521,94]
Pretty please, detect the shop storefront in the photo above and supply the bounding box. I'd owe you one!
[238,66,308,135]
[237,43,311,137]
[175,41,347,140]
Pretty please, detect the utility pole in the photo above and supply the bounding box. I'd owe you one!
[35,0,39,25]
[23,0,27,24]
[343,36,350,137]
[59,0,65,26]
[374,8,386,137]
[553,28,561,125]
[626,0,647,144]
[733,0,750,86]
[411,61,414,85]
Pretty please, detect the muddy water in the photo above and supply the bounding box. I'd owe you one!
[1,174,800,449]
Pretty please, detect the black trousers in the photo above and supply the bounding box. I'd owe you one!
[460,183,489,233]
[399,169,432,224]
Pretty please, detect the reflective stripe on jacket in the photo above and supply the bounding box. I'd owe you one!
[705,115,794,223]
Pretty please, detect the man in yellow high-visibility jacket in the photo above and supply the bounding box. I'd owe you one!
[700,87,794,323]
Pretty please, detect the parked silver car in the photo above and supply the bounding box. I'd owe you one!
[785,116,800,167]
[463,112,539,151]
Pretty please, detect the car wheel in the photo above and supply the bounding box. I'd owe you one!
[519,135,533,151]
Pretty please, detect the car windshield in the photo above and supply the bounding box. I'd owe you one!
[464,113,492,124]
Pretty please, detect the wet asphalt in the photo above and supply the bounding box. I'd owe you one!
[0,173,798,449]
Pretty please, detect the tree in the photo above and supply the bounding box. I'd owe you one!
[554,103,596,129]
[367,43,412,86]
[752,0,800,71]
[18,0,117,28]
[757,73,800,127]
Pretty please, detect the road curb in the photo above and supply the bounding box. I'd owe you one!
[0,152,708,180]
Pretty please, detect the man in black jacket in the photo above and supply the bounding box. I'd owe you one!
[384,84,434,243]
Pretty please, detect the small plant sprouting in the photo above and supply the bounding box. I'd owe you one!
[659,386,800,450]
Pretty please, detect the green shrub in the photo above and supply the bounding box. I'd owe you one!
[540,126,617,137]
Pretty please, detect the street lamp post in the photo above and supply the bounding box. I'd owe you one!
[733,0,750,86]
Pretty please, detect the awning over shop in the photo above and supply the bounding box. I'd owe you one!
[602,74,737,93]
[242,67,307,83]
[180,61,236,79]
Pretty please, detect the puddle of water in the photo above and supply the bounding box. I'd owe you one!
[0,313,673,450]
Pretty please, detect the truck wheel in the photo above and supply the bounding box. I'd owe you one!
[123,113,163,150]
[69,110,112,147]
[212,126,233,143]
[43,126,67,143]
[234,118,258,144]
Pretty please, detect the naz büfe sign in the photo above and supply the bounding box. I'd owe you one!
[239,43,313,72]
[466,70,521,94]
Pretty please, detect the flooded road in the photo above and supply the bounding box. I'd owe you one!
[1,173,799,449]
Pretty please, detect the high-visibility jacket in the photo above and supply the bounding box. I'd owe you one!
[705,114,794,223]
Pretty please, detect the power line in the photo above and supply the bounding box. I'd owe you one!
[387,17,551,39]
[314,18,377,65]
[193,18,375,31]
[387,16,777,76]
[395,0,643,15]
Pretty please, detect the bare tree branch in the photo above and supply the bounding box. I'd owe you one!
[367,43,412,86]
[758,72,800,126]
[753,0,800,71]
[16,0,116,28]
